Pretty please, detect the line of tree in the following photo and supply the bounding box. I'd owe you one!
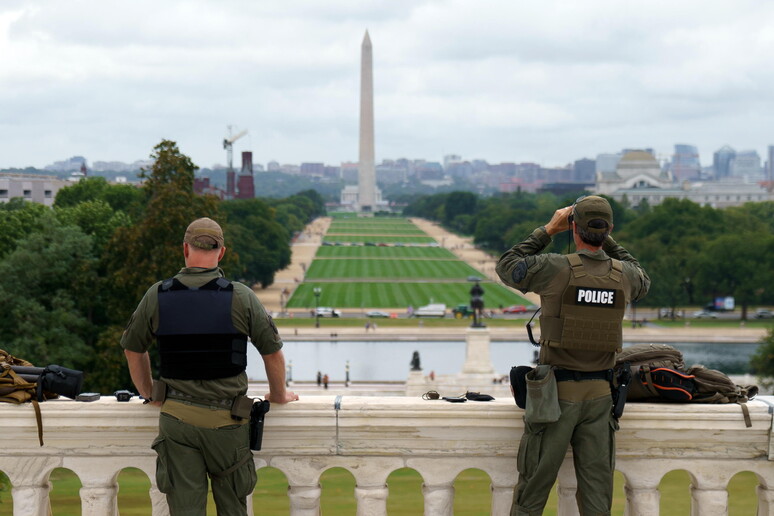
[403,190,774,317]
[0,140,325,393]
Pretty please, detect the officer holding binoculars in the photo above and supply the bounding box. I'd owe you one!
[497,196,650,516]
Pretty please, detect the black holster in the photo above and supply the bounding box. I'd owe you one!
[611,362,631,420]
[249,399,271,451]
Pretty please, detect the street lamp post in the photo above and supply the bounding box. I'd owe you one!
[313,287,322,328]
[345,360,350,388]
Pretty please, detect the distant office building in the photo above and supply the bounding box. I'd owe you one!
[731,150,762,178]
[573,158,596,182]
[443,154,462,169]
[768,145,774,181]
[376,161,408,184]
[672,144,701,182]
[0,173,68,206]
[713,145,736,179]
[300,163,325,177]
[340,162,360,183]
[44,156,87,173]
[595,153,621,175]
[266,161,281,172]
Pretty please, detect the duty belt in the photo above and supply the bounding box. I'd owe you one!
[167,387,232,410]
[553,368,613,382]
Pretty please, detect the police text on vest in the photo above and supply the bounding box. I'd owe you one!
[575,288,616,306]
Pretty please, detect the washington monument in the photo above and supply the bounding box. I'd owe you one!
[358,31,376,212]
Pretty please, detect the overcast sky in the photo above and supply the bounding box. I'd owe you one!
[2,0,773,170]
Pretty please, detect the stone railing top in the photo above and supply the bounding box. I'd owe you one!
[1,396,771,463]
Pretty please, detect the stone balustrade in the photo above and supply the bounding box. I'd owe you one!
[1,395,773,515]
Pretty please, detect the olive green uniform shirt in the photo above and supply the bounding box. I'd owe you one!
[121,267,282,426]
[496,227,650,371]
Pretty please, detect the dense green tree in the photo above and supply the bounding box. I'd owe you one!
[694,234,774,318]
[221,198,291,288]
[104,140,223,320]
[0,199,49,257]
[750,329,774,384]
[0,221,96,371]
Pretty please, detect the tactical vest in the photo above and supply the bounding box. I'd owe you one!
[539,254,626,353]
[156,277,248,380]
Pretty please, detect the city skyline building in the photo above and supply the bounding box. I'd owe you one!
[672,144,702,182]
[713,145,736,179]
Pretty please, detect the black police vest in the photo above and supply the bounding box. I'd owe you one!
[156,277,248,380]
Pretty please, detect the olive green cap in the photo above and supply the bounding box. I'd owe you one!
[184,217,224,249]
[573,196,612,233]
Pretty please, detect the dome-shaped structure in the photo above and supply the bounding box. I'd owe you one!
[617,151,661,179]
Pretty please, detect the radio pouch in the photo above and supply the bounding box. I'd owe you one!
[525,365,561,424]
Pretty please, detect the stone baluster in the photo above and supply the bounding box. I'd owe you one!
[757,484,774,516]
[421,482,454,516]
[149,485,170,516]
[691,468,729,516]
[690,479,728,516]
[288,484,322,515]
[10,483,51,516]
[79,482,118,516]
[490,483,514,516]
[556,460,579,516]
[2,456,60,516]
[355,484,390,516]
[623,482,660,516]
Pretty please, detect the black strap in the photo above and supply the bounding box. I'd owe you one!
[554,368,612,382]
[526,308,541,347]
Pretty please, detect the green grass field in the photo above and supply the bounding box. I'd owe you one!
[323,235,436,244]
[0,468,759,515]
[305,258,483,280]
[286,281,530,309]
[316,246,457,259]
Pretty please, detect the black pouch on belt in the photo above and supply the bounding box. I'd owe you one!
[510,365,533,409]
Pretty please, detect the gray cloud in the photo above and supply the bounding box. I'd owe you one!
[1,0,773,169]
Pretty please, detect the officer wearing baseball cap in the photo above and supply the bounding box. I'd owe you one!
[497,195,650,515]
[122,217,299,515]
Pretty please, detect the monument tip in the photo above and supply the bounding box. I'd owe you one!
[362,30,371,46]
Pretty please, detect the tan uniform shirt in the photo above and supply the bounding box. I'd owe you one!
[121,267,282,427]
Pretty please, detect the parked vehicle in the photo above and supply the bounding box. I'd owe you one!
[692,310,717,319]
[315,307,341,318]
[503,305,527,314]
[366,310,390,318]
[413,303,446,317]
[753,309,774,319]
[452,304,474,319]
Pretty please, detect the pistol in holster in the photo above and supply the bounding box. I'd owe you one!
[249,399,271,451]
[611,362,631,420]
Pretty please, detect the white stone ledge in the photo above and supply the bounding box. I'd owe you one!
[1,396,773,515]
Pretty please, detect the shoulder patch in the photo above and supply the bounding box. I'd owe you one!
[267,314,279,336]
[511,261,528,283]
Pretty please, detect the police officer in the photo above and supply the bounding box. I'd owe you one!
[496,196,649,516]
[122,217,298,516]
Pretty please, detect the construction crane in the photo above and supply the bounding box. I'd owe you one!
[223,127,248,199]
[223,127,248,173]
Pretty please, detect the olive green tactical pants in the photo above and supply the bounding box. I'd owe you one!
[511,394,617,516]
[152,413,256,516]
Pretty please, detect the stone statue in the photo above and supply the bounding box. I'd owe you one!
[410,351,422,371]
[470,281,485,328]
